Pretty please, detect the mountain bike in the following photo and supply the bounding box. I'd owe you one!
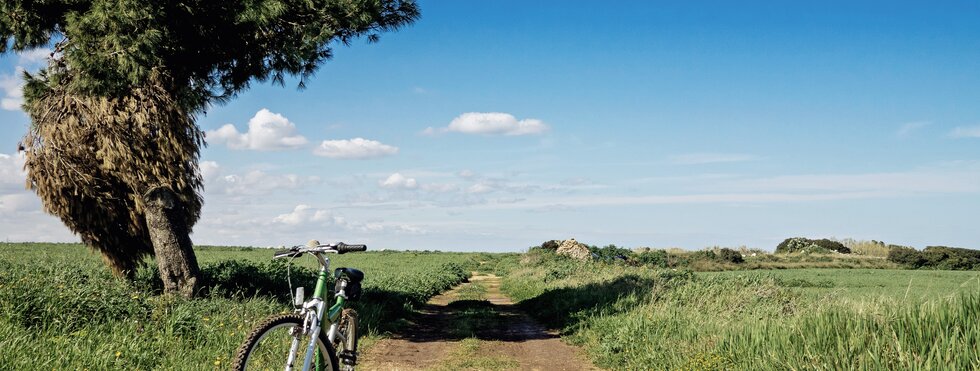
[233,240,367,371]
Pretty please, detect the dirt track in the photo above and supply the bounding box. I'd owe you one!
[359,274,597,371]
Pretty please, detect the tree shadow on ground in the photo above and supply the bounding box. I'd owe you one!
[384,274,663,343]
[514,274,662,331]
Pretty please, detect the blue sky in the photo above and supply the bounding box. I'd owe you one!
[2,1,979,251]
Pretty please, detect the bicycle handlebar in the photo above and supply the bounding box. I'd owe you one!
[272,242,367,258]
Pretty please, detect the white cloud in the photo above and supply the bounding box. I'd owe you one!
[380,173,418,190]
[201,164,320,196]
[669,153,759,165]
[950,125,980,138]
[273,205,344,226]
[272,204,425,235]
[206,109,308,150]
[0,153,27,191]
[17,48,51,65]
[466,183,495,194]
[313,138,398,159]
[199,161,221,183]
[1,68,25,111]
[425,112,549,136]
[897,121,930,137]
[0,193,41,213]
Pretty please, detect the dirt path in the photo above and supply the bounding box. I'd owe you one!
[359,273,598,371]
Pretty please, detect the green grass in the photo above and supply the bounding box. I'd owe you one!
[502,249,980,370]
[0,242,485,369]
[706,268,980,302]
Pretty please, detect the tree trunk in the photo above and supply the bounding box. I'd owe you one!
[143,186,200,298]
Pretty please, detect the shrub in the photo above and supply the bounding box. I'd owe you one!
[888,246,980,270]
[776,237,850,254]
[717,248,744,264]
[589,244,635,265]
[923,246,980,270]
[636,250,669,268]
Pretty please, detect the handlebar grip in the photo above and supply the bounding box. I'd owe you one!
[336,243,367,254]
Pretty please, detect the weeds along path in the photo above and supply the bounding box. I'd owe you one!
[359,273,597,371]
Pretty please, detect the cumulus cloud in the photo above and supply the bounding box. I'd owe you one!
[0,68,25,111]
[199,161,221,183]
[380,173,418,190]
[200,163,320,196]
[17,48,51,65]
[206,109,308,150]
[424,112,549,136]
[272,204,425,234]
[313,138,399,159]
[950,125,980,138]
[0,153,26,188]
[669,153,759,165]
[273,205,343,226]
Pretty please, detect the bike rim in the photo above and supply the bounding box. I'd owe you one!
[243,322,330,371]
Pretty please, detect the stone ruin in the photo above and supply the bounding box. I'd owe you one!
[541,238,592,261]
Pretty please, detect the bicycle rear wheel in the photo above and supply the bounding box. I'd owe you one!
[334,309,359,371]
[233,313,338,371]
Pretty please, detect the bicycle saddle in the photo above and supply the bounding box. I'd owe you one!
[334,267,364,283]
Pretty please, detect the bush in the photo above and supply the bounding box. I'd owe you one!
[717,248,744,264]
[888,246,980,270]
[589,244,635,265]
[636,250,669,268]
[776,237,850,254]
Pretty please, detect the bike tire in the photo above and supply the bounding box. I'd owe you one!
[335,309,359,370]
[233,313,339,371]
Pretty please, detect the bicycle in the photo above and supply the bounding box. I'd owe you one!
[232,240,367,371]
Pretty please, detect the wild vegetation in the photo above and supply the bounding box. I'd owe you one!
[888,245,980,270]
[3,241,978,369]
[500,248,980,370]
[0,243,475,369]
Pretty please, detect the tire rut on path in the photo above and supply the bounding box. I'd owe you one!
[359,273,597,371]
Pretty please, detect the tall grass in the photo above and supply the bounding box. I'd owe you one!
[503,249,980,370]
[0,243,481,369]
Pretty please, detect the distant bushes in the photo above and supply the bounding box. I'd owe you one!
[888,246,980,270]
[561,243,748,269]
[776,237,851,254]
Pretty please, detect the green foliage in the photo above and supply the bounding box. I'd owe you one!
[776,237,851,254]
[636,249,669,268]
[588,244,634,264]
[717,248,744,264]
[888,246,926,268]
[4,0,421,107]
[889,245,980,270]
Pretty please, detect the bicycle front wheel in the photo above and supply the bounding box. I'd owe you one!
[233,314,338,371]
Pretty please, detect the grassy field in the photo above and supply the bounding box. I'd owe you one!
[0,242,487,370]
[501,250,980,370]
[3,242,978,369]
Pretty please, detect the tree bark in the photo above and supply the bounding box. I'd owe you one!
[143,186,200,298]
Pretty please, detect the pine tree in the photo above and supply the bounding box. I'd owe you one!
[2,0,419,297]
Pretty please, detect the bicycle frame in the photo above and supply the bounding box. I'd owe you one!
[290,251,350,371]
